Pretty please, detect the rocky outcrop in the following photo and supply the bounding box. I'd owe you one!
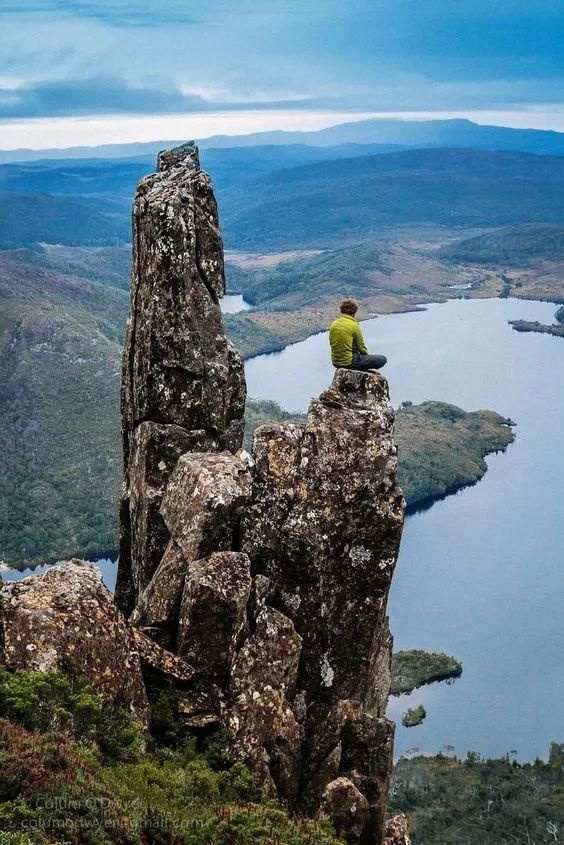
[0,142,404,843]
[0,561,150,725]
[384,814,412,845]
[116,142,246,617]
[114,144,405,844]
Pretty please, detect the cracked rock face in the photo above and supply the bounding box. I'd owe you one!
[0,143,405,845]
[116,142,246,617]
[241,369,405,836]
[114,144,405,844]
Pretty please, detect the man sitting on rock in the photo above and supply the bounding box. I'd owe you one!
[329,298,387,371]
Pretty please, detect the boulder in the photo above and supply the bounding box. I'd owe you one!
[0,561,149,725]
[384,814,412,845]
[130,452,252,636]
[320,777,371,843]
[177,551,252,684]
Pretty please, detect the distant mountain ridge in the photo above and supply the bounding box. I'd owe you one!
[219,147,564,249]
[2,117,564,163]
[4,146,564,250]
[437,223,564,265]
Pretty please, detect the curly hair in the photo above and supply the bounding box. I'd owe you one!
[340,298,359,316]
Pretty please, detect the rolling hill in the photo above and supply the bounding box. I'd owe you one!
[3,145,564,252]
[0,193,130,248]
[437,223,564,265]
[0,250,128,565]
[3,117,564,163]
[219,148,564,249]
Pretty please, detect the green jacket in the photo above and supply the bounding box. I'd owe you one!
[329,314,368,367]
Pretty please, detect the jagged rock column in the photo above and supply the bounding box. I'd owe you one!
[239,369,405,842]
[115,143,246,617]
[114,142,405,845]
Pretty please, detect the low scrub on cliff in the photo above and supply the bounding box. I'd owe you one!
[0,670,342,845]
[390,747,564,844]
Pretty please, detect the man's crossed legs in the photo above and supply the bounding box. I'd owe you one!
[346,353,387,371]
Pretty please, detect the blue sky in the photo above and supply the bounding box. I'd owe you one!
[1,0,563,147]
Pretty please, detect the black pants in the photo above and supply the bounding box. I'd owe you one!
[346,353,387,371]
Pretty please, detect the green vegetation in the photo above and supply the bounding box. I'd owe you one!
[0,669,341,845]
[226,243,388,308]
[0,250,128,567]
[391,651,462,696]
[219,149,564,250]
[402,705,427,728]
[0,668,143,762]
[395,401,515,510]
[0,194,130,249]
[390,746,564,844]
[437,223,564,266]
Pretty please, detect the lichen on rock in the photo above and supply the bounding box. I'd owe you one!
[113,144,405,843]
[0,561,150,726]
[0,144,405,845]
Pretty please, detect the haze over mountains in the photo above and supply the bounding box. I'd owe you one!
[3,145,564,250]
[4,117,564,163]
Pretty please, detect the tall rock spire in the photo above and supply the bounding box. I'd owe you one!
[115,142,246,616]
[115,143,405,844]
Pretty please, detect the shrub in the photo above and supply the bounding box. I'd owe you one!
[0,668,143,761]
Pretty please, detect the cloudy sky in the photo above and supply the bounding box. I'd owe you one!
[1,0,563,148]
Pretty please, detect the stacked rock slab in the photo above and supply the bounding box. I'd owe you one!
[238,369,405,841]
[115,142,246,617]
[116,143,405,844]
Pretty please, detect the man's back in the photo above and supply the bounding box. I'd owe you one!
[329,313,367,367]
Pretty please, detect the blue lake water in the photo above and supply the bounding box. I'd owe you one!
[221,293,253,314]
[4,297,562,761]
[246,297,564,761]
[1,557,117,592]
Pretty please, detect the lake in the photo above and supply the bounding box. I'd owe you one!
[4,297,562,761]
[221,293,253,314]
[246,297,564,761]
[1,557,117,592]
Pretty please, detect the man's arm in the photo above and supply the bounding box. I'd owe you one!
[354,323,368,355]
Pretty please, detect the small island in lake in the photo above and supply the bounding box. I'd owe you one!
[402,705,427,727]
[509,305,564,338]
[391,649,463,695]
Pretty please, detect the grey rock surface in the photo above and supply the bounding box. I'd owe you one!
[115,144,405,844]
[116,142,246,616]
[0,561,150,725]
